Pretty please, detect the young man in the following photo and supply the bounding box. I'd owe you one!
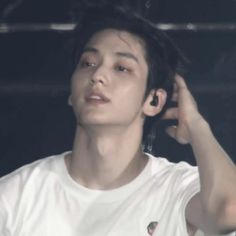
[0,4,236,236]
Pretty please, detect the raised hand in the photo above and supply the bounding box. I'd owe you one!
[162,74,205,144]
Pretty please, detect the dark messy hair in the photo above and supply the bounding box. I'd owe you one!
[71,4,185,153]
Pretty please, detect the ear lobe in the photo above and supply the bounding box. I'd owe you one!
[143,89,167,117]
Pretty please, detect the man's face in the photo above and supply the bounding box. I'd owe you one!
[70,29,149,128]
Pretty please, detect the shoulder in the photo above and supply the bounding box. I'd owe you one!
[0,151,69,203]
[147,153,200,199]
[147,153,198,178]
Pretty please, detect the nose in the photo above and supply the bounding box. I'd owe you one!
[90,65,108,85]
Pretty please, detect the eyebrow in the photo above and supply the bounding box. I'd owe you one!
[82,47,139,64]
[115,52,139,63]
[82,47,99,54]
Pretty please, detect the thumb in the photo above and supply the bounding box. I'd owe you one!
[166,126,177,139]
[166,126,189,144]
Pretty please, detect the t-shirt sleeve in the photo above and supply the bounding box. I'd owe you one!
[171,162,200,234]
[173,162,236,236]
[176,163,200,210]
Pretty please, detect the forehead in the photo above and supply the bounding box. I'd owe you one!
[84,29,147,59]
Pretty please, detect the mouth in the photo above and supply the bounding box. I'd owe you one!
[85,91,110,104]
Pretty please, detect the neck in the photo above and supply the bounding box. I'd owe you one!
[65,124,148,190]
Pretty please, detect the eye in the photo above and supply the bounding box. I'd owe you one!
[80,59,97,68]
[115,65,129,73]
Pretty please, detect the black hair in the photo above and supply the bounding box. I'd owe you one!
[71,4,186,153]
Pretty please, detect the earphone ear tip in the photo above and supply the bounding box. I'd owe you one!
[150,100,156,106]
[150,95,158,106]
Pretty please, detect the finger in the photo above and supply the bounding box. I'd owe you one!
[175,74,188,89]
[166,126,189,144]
[162,107,178,120]
[171,76,184,102]
[172,87,197,107]
[165,126,177,139]
[174,74,198,107]
[173,81,178,92]
[171,91,178,102]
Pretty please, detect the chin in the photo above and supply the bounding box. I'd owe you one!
[78,117,109,127]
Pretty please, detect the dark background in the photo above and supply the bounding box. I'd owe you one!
[0,0,236,176]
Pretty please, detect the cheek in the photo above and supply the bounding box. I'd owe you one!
[70,76,85,108]
[71,70,82,86]
[115,80,146,108]
[70,70,87,93]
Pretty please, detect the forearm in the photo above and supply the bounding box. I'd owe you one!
[188,116,236,229]
[165,75,236,231]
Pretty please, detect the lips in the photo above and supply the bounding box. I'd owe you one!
[85,91,110,103]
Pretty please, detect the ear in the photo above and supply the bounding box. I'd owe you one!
[68,95,72,106]
[143,89,167,116]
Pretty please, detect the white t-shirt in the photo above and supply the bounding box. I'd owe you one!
[0,152,234,236]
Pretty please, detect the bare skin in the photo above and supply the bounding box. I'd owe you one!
[66,29,236,234]
[163,75,236,234]
[66,29,167,190]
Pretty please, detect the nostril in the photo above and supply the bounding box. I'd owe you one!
[91,73,106,84]
[89,77,104,85]
[91,65,107,84]
[98,78,104,84]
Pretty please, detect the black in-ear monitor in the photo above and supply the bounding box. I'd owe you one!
[150,95,158,106]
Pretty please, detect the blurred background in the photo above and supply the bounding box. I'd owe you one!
[0,0,236,176]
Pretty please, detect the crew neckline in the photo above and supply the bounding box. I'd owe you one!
[56,151,155,203]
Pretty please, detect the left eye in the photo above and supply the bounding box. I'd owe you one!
[116,65,129,72]
[84,61,96,67]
